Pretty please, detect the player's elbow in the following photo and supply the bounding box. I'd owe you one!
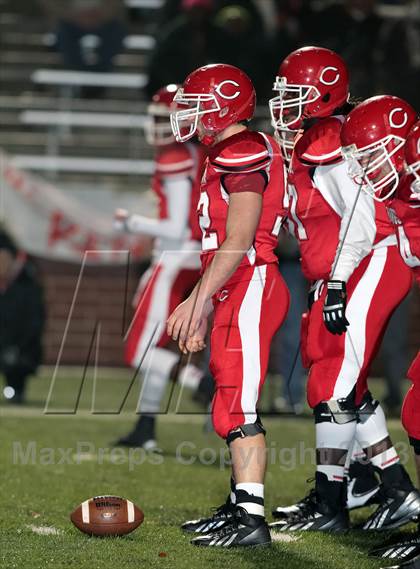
[224,233,255,254]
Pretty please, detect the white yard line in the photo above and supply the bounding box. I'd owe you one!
[27,525,62,536]
[270,532,301,543]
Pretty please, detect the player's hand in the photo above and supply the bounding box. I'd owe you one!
[167,295,212,353]
[323,280,349,335]
[167,295,198,347]
[114,208,129,232]
[182,317,208,354]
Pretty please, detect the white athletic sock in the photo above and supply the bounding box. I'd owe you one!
[344,439,366,477]
[356,402,400,470]
[138,347,178,414]
[230,476,236,505]
[235,482,264,517]
[178,363,204,390]
[316,420,357,482]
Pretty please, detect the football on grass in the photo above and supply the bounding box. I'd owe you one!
[70,496,144,536]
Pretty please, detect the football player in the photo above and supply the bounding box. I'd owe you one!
[113,84,206,449]
[268,48,420,532]
[341,110,420,566]
[167,63,290,547]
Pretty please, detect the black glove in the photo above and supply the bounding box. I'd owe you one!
[323,280,349,335]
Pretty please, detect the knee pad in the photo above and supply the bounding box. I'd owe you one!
[314,391,357,425]
[357,391,379,424]
[226,417,266,445]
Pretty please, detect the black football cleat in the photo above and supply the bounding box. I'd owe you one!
[191,506,271,547]
[361,489,420,531]
[272,488,317,520]
[113,432,157,450]
[112,416,157,450]
[182,497,234,534]
[270,491,349,532]
[272,465,380,521]
[382,553,420,568]
[370,533,420,561]
[346,461,381,510]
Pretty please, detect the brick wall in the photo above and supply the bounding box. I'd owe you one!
[34,258,419,369]
[34,258,147,367]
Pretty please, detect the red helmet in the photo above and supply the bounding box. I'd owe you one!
[341,95,418,202]
[269,46,349,131]
[404,120,420,198]
[145,84,182,146]
[170,63,256,146]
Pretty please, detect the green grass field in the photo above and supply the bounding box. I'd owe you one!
[1,369,416,569]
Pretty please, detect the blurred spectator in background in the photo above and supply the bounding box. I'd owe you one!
[269,232,307,414]
[158,0,265,31]
[213,4,268,95]
[308,0,383,99]
[264,0,313,98]
[147,0,227,97]
[0,232,45,404]
[376,0,420,109]
[41,0,126,73]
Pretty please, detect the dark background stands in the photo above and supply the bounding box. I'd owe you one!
[0,232,45,404]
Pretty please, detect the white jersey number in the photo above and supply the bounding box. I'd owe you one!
[288,183,308,241]
[198,191,218,251]
[397,225,420,268]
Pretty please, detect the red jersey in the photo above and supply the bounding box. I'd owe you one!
[153,142,206,242]
[288,152,341,281]
[198,130,287,278]
[388,174,420,286]
[289,117,397,282]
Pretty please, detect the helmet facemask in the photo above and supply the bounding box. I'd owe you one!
[145,103,175,146]
[407,160,420,198]
[274,126,299,166]
[269,76,321,130]
[342,135,405,202]
[170,88,221,143]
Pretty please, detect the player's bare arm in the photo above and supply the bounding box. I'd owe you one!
[167,191,262,351]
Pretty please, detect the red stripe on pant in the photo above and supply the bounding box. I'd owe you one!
[210,263,290,439]
[306,246,412,409]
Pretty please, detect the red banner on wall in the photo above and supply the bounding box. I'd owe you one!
[0,152,152,263]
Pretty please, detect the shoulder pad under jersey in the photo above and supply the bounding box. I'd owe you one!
[156,143,195,177]
[396,173,420,205]
[210,130,271,174]
[295,116,344,166]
